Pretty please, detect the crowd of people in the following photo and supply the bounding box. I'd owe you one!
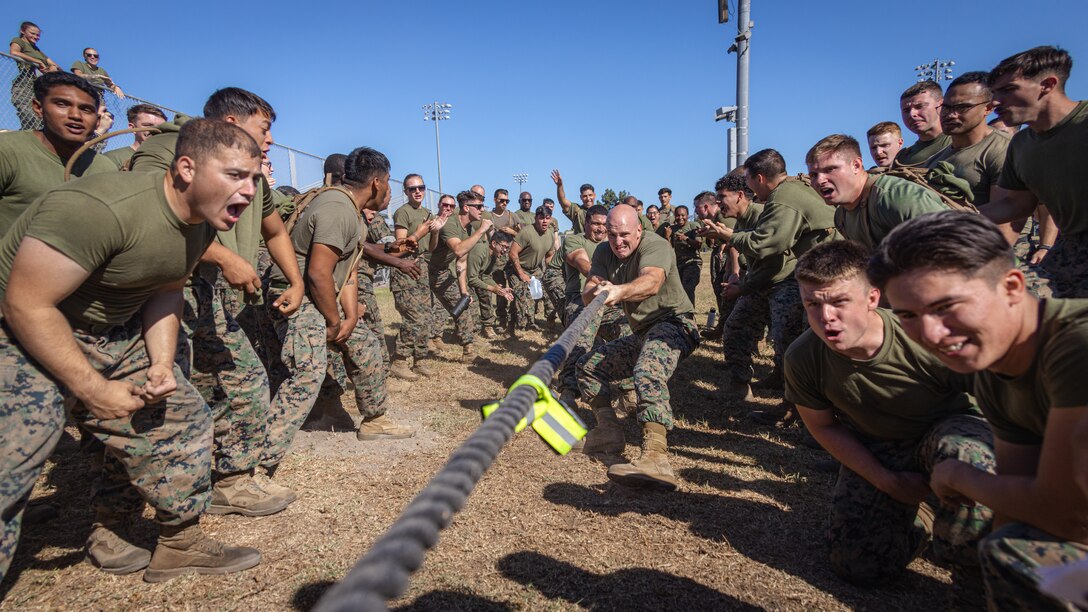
[1,20,1086,609]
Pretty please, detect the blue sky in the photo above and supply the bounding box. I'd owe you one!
[15,1,1087,230]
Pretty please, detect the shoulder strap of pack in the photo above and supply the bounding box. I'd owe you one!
[868,166,979,214]
[283,186,354,234]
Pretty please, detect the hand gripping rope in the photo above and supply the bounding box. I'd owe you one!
[314,291,610,612]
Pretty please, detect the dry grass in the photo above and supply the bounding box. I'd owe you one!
[1,258,952,610]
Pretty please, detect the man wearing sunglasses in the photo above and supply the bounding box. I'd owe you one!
[429,191,492,362]
[513,192,535,227]
[71,47,124,99]
[391,175,442,380]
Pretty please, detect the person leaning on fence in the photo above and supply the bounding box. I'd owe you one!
[576,205,700,492]
[869,211,1088,611]
[8,21,59,130]
[0,118,265,582]
[0,71,115,235]
[71,47,124,99]
[102,103,166,169]
[784,240,995,608]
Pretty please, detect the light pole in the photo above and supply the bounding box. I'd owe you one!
[423,101,452,194]
[714,105,738,172]
[725,0,752,166]
[513,173,528,195]
[915,59,955,83]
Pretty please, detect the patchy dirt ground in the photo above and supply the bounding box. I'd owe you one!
[1,260,953,610]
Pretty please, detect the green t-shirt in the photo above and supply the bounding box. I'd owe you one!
[784,309,977,441]
[974,299,1088,444]
[432,217,474,272]
[490,208,515,232]
[9,37,48,74]
[894,134,952,168]
[562,232,603,296]
[730,178,839,262]
[669,220,703,265]
[929,128,1011,206]
[547,233,565,271]
[564,204,588,234]
[269,189,359,289]
[392,203,433,256]
[638,213,654,234]
[466,238,498,292]
[999,100,1088,234]
[128,116,188,173]
[513,225,555,272]
[358,213,393,281]
[730,201,794,292]
[70,61,115,88]
[0,171,215,327]
[512,209,535,227]
[834,174,947,251]
[103,146,135,170]
[0,130,117,234]
[588,232,693,334]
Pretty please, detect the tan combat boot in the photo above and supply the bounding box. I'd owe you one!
[607,422,679,491]
[142,520,261,583]
[413,358,435,377]
[357,414,416,441]
[581,403,626,456]
[461,343,476,363]
[207,472,292,517]
[390,359,420,381]
[86,511,152,575]
[617,388,640,416]
[253,473,298,505]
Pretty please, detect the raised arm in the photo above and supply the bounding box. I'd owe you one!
[551,169,575,215]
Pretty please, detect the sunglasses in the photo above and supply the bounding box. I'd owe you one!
[520,198,533,203]
[406,185,426,192]
[85,54,99,58]
[496,198,510,204]
[465,203,484,209]
[440,203,456,208]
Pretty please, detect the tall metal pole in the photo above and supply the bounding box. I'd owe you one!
[423,102,452,195]
[736,0,751,166]
[728,127,737,172]
[433,100,443,195]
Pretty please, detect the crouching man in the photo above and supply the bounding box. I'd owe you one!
[577,206,700,491]
[869,211,1088,611]
[785,240,994,607]
[0,119,262,582]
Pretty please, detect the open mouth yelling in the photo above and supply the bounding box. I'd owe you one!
[226,203,247,224]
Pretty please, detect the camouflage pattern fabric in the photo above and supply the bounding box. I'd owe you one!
[828,414,995,607]
[240,246,282,370]
[391,257,433,360]
[559,297,632,396]
[430,286,449,340]
[1039,231,1088,299]
[979,521,1088,611]
[327,318,389,420]
[473,285,495,331]
[506,265,537,330]
[358,273,389,367]
[722,278,802,384]
[678,260,701,308]
[542,266,567,323]
[493,267,511,329]
[0,316,213,578]
[428,268,477,345]
[577,315,700,429]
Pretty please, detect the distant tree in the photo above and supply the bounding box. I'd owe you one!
[599,188,619,208]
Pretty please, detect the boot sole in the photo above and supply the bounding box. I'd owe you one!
[606,471,679,492]
[205,498,291,517]
[88,553,151,575]
[356,432,416,441]
[142,551,261,583]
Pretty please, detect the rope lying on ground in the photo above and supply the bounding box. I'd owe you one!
[313,291,610,612]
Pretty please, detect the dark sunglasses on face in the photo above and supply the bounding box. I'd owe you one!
[496,198,510,204]
[406,185,426,192]
[85,54,99,58]
[520,198,532,203]
[466,203,484,209]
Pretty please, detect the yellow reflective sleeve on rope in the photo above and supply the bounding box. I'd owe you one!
[480,374,588,453]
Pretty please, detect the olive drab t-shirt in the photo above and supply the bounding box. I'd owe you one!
[929,128,1011,206]
[565,204,588,235]
[392,203,434,257]
[70,61,114,88]
[466,238,497,292]
[9,37,48,74]
[128,115,188,173]
[490,208,515,233]
[357,213,393,281]
[513,225,555,273]
[730,201,794,293]
[893,134,952,168]
[784,309,977,441]
[588,232,693,334]
[0,130,117,234]
[974,299,1088,445]
[669,221,703,265]
[512,209,535,227]
[103,146,135,170]
[269,189,359,289]
[562,232,604,296]
[730,178,838,263]
[433,217,473,273]
[999,100,1088,235]
[834,174,947,251]
[0,171,216,327]
[546,232,565,271]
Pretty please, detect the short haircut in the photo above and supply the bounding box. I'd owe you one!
[323,153,347,177]
[439,194,456,206]
[535,205,552,217]
[587,205,609,219]
[20,22,38,32]
[126,103,166,123]
[203,87,277,122]
[277,185,301,197]
[82,47,96,56]
[715,172,749,195]
[795,240,871,286]
[693,191,717,206]
[490,230,514,245]
[646,205,660,213]
[33,71,100,107]
[579,183,595,193]
[494,188,508,198]
[900,80,943,101]
[456,190,478,207]
[806,134,862,166]
[342,147,390,186]
[866,121,901,139]
[947,71,992,96]
[658,187,672,196]
[675,204,689,215]
[989,46,1073,90]
[743,148,787,179]
[175,118,260,165]
[542,197,555,206]
[867,211,1014,289]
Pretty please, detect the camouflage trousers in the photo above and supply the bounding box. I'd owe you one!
[577,315,700,429]
[262,291,389,470]
[506,266,539,330]
[179,273,270,477]
[429,268,477,345]
[709,247,736,332]
[678,260,701,308]
[429,290,449,340]
[473,286,495,331]
[325,273,389,398]
[829,414,995,605]
[11,72,41,131]
[722,278,802,384]
[0,316,213,578]
[542,267,567,323]
[1039,231,1088,299]
[559,296,633,396]
[979,521,1088,611]
[243,246,282,369]
[493,267,511,328]
[390,258,432,361]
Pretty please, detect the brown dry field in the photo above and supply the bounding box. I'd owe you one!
[1,258,953,611]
